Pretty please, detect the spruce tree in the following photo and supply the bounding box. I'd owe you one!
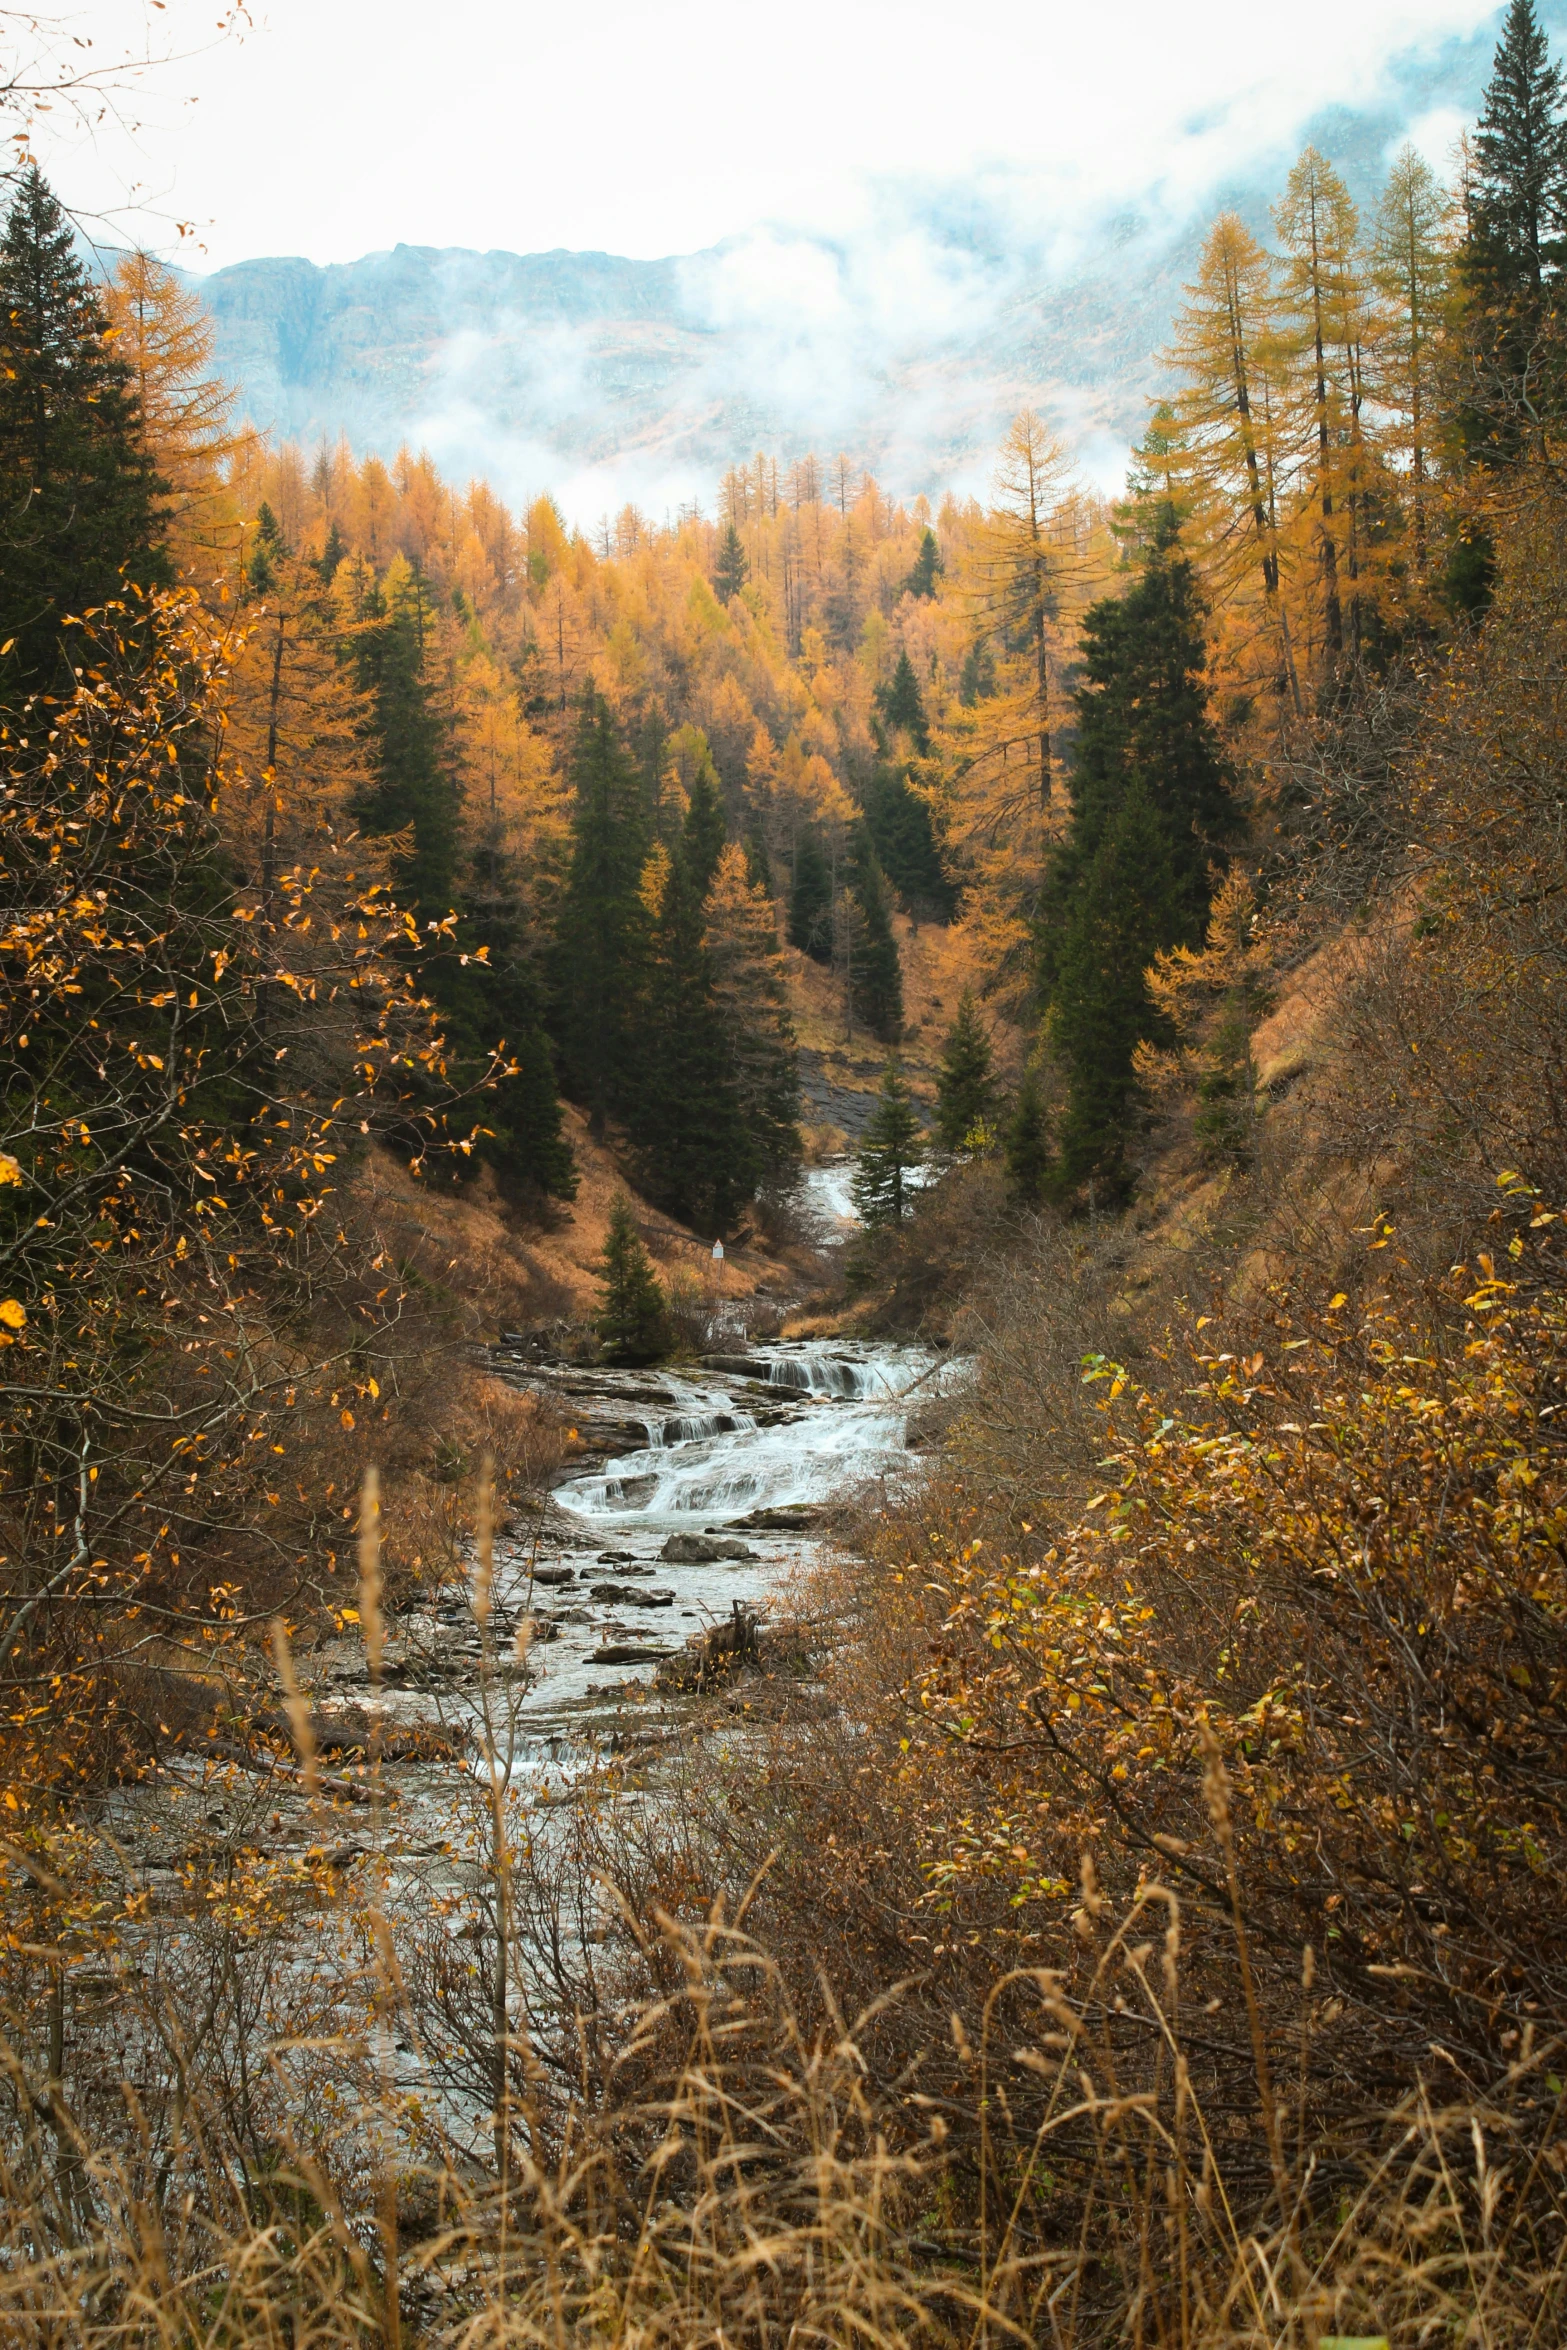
[904,527,943,600]
[0,165,168,700]
[934,990,996,1152]
[863,770,955,921]
[845,827,903,1041]
[351,562,460,920]
[1038,513,1238,1204]
[788,830,834,962]
[851,1060,925,1230]
[680,761,728,898]
[1471,0,1567,308]
[713,521,749,602]
[876,650,931,752]
[1461,0,1567,465]
[705,842,801,1189]
[553,684,651,1134]
[1003,1068,1052,1210]
[630,851,751,1231]
[459,815,576,1200]
[1050,786,1183,1201]
[743,832,775,898]
[595,1195,669,1363]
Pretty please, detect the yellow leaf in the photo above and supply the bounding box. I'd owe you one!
[1328,1293,1348,1311]
[340,1408,355,1429]
[0,1154,22,1187]
[0,1300,25,1331]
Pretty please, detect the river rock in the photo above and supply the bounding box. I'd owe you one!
[529,1565,577,1586]
[589,1581,675,1607]
[591,1643,675,1665]
[727,1503,821,1532]
[658,1532,758,1564]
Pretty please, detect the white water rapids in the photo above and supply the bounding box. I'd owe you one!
[479,1338,951,1726]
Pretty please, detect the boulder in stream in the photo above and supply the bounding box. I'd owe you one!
[658,1532,758,1564]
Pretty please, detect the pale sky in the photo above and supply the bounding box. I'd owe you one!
[22,0,1513,271]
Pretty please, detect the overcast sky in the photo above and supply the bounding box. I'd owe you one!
[23,0,1517,272]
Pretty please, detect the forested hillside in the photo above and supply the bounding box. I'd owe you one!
[2,2,1567,2341]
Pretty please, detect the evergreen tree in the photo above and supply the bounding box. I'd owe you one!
[851,1060,925,1230]
[1039,513,1239,1203]
[845,826,904,1041]
[595,1195,669,1363]
[459,814,576,1200]
[1050,785,1184,1202]
[0,165,169,700]
[934,990,996,1152]
[317,519,347,583]
[350,563,462,919]
[788,829,834,962]
[713,520,749,602]
[863,770,955,921]
[630,850,751,1231]
[1461,0,1567,463]
[1003,1067,1052,1210]
[1039,510,1238,1004]
[876,650,931,752]
[743,832,775,898]
[680,760,728,897]
[904,527,944,599]
[705,843,801,1189]
[1470,0,1567,311]
[553,684,650,1134]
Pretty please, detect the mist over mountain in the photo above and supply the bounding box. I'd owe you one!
[193,17,1515,518]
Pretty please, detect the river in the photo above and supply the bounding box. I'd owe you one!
[474,1335,947,1740]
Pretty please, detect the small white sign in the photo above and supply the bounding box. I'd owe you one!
[712,1239,725,1262]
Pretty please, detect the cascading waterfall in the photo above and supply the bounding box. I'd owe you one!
[554,1343,935,1522]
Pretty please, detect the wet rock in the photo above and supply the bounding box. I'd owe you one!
[727,1503,822,1532]
[589,1582,675,1607]
[590,1642,675,1665]
[658,1531,759,1563]
[529,1564,577,1587]
[607,1474,660,1506]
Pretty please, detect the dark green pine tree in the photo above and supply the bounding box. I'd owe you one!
[1459,0,1567,478]
[877,650,931,753]
[594,1195,669,1364]
[863,770,955,921]
[713,520,749,602]
[680,761,728,898]
[788,829,834,962]
[0,165,169,701]
[1002,1066,1052,1210]
[1039,512,1239,1203]
[247,501,288,595]
[903,528,944,600]
[934,991,996,1152]
[316,519,348,583]
[351,568,460,921]
[630,854,751,1232]
[1050,785,1184,1202]
[743,833,775,898]
[1471,0,1567,308]
[866,650,955,918]
[459,817,575,1200]
[553,684,651,1135]
[851,1060,925,1230]
[846,826,904,1041]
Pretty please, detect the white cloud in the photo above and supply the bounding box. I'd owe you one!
[35,0,1507,270]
